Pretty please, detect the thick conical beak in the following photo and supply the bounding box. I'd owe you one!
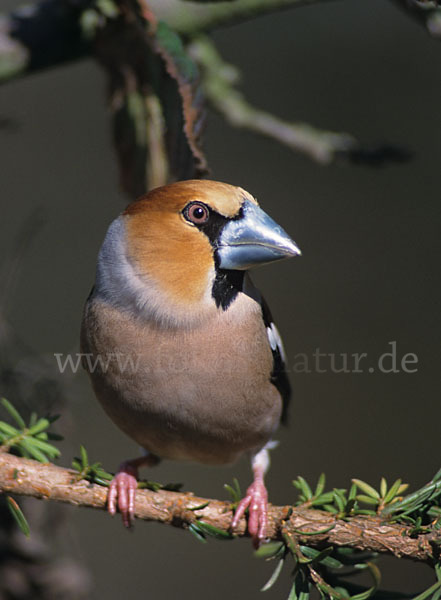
[217,200,301,271]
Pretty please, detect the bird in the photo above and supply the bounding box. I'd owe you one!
[80,179,300,547]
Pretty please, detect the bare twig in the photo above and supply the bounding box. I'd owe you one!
[0,452,439,563]
[189,36,411,166]
[189,36,355,165]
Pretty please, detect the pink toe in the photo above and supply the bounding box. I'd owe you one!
[232,479,268,548]
[108,482,117,515]
[107,471,138,527]
[231,495,251,530]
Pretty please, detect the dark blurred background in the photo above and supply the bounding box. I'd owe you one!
[0,0,440,598]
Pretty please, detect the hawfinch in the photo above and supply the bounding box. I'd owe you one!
[81,180,300,547]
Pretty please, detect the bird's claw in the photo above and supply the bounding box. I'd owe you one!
[231,478,268,548]
[108,466,138,527]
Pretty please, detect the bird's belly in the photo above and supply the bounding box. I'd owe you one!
[81,298,282,464]
[89,348,281,464]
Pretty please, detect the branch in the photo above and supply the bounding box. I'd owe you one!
[0,0,335,84]
[0,0,416,170]
[1,0,440,88]
[189,35,354,164]
[146,0,338,35]
[0,452,439,563]
[189,36,410,166]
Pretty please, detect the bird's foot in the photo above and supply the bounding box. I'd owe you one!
[108,462,139,528]
[231,477,268,548]
[108,453,160,527]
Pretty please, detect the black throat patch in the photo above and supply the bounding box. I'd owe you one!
[211,268,244,310]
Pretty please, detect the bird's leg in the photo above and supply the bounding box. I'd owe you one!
[231,447,270,548]
[108,452,160,527]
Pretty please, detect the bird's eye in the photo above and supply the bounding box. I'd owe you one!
[183,202,210,225]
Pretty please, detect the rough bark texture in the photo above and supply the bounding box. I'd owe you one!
[0,452,439,563]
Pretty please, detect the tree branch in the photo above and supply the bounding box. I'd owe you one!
[189,36,411,166]
[189,35,355,164]
[1,0,440,87]
[0,452,439,563]
[146,0,337,35]
[0,0,337,84]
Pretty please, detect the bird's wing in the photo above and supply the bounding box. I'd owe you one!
[259,295,291,424]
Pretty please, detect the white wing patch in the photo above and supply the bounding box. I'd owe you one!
[266,322,286,363]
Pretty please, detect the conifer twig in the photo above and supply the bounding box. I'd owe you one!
[0,452,439,563]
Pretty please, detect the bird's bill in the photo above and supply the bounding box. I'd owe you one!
[217,200,301,270]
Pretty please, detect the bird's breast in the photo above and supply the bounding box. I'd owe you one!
[80,293,282,464]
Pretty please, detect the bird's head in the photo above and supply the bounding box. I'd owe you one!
[96,180,300,327]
